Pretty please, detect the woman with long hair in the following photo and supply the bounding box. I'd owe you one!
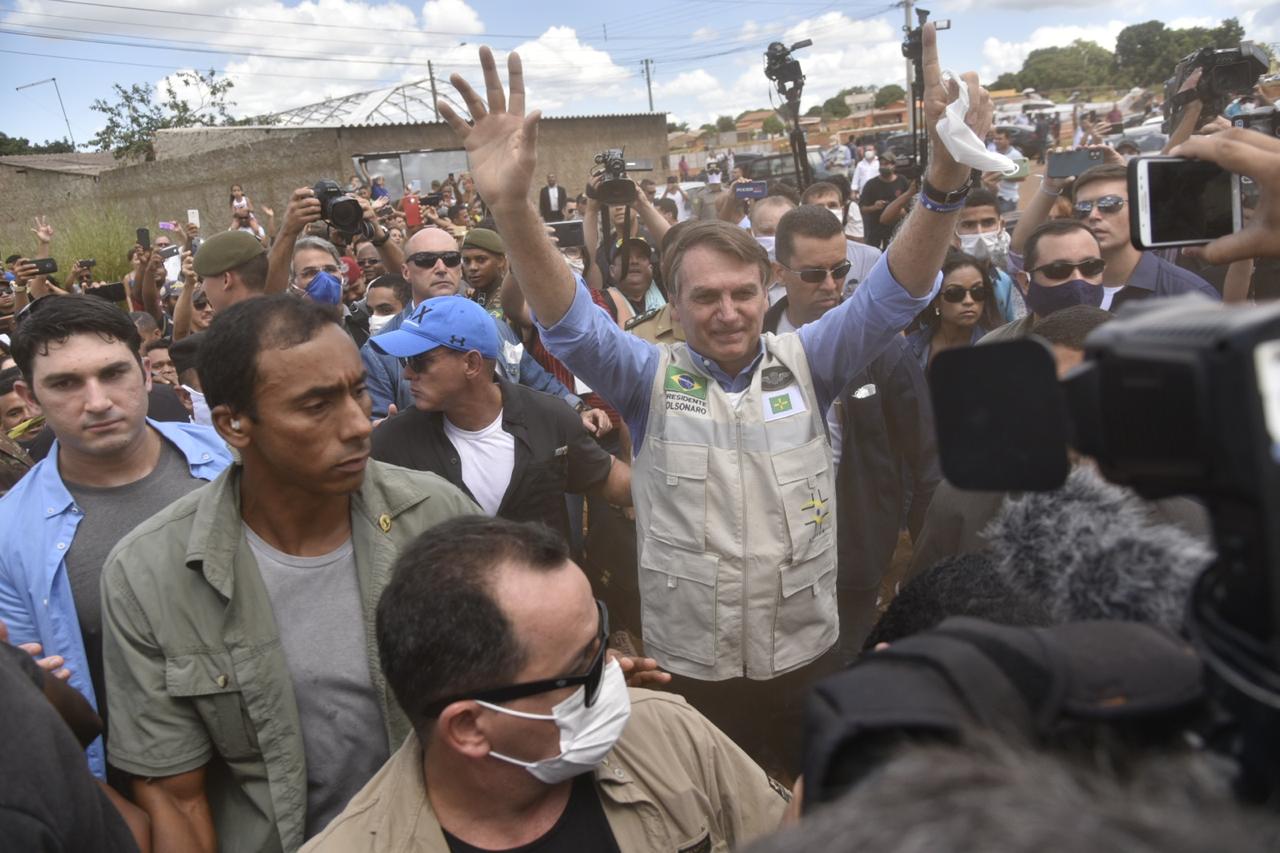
[906,251,1005,371]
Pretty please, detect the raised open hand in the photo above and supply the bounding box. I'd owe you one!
[31,215,54,245]
[439,47,540,215]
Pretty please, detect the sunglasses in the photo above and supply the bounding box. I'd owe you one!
[942,284,987,303]
[1072,195,1125,218]
[1032,257,1106,280]
[783,259,852,284]
[407,251,462,269]
[422,599,610,717]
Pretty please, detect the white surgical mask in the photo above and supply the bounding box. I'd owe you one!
[182,385,212,426]
[755,234,776,262]
[959,229,1010,266]
[565,256,585,275]
[368,313,394,336]
[864,150,876,161]
[480,658,631,784]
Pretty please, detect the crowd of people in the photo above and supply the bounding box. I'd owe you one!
[2,22,1280,852]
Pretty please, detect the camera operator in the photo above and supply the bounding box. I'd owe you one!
[439,24,989,774]
[266,185,405,299]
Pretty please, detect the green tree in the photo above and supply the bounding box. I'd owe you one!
[715,115,736,132]
[991,71,1021,91]
[1115,17,1247,87]
[0,133,74,155]
[820,94,851,117]
[88,69,269,160]
[667,120,690,133]
[761,115,784,136]
[1018,40,1118,93]
[874,84,906,108]
[805,104,823,117]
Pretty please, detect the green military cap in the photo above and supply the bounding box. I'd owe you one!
[462,227,505,255]
[194,230,266,277]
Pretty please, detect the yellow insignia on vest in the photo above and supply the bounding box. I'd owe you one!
[378,513,392,533]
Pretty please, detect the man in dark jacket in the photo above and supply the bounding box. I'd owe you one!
[768,205,940,657]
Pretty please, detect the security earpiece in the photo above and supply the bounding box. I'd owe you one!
[231,419,242,431]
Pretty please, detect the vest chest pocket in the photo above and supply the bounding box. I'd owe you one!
[770,437,835,563]
[639,539,719,666]
[165,652,261,761]
[647,439,709,551]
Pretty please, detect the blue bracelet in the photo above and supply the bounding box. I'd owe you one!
[916,192,964,214]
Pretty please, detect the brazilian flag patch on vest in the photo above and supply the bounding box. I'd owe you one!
[664,366,708,401]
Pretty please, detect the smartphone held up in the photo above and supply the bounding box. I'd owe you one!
[1128,155,1243,250]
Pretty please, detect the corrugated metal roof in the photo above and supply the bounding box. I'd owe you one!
[0,152,119,177]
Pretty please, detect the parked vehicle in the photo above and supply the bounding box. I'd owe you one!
[741,150,832,188]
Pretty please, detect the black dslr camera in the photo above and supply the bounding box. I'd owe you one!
[927,298,1280,802]
[586,149,651,206]
[312,179,373,237]
[1162,43,1268,134]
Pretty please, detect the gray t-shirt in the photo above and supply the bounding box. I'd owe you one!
[65,437,203,722]
[244,526,389,839]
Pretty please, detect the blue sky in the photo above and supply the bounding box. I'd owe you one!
[0,0,1275,148]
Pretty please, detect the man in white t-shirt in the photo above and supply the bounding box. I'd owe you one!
[369,295,632,544]
[852,148,880,194]
[659,176,692,222]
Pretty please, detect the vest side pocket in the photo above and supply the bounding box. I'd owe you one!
[639,539,719,666]
[647,439,709,552]
[773,553,838,672]
[770,437,835,563]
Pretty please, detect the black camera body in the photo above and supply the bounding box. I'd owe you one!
[312,179,371,237]
[1162,43,1268,134]
[764,40,810,91]
[587,149,646,206]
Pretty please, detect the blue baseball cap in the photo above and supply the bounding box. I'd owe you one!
[369,295,499,360]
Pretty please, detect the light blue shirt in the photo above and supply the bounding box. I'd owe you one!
[538,256,939,452]
[0,419,231,779]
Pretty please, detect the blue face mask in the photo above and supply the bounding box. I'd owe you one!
[1025,278,1103,318]
[305,270,343,305]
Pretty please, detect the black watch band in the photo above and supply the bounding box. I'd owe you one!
[921,177,972,206]
[369,227,390,246]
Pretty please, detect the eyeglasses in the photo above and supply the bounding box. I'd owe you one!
[422,599,610,718]
[356,257,380,268]
[782,259,852,284]
[942,284,987,303]
[192,296,211,310]
[1072,195,1125,218]
[397,351,433,373]
[299,265,342,280]
[1032,257,1106,280]
[407,251,462,269]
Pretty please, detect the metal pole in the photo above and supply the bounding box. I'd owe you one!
[642,59,654,112]
[427,61,440,121]
[903,0,915,139]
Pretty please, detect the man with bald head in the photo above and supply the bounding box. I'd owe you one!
[750,195,796,305]
[360,227,581,418]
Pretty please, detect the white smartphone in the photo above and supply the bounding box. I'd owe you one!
[187,208,200,229]
[1128,156,1242,250]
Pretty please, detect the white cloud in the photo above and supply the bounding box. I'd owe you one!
[691,26,718,43]
[979,21,1128,81]
[1166,16,1216,29]
[422,0,483,34]
[653,69,721,99]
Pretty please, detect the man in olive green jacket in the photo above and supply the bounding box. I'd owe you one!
[101,296,478,853]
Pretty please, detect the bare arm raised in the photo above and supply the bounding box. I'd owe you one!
[439,48,578,325]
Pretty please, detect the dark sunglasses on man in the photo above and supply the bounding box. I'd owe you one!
[421,599,610,718]
[407,251,462,269]
[1031,257,1106,280]
[1072,195,1125,219]
[941,284,987,303]
[782,258,852,284]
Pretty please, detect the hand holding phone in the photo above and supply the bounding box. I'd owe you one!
[1046,148,1105,179]
[548,219,585,248]
[734,180,768,200]
[136,228,151,251]
[1128,156,1240,249]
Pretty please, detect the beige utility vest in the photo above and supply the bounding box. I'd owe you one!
[632,334,838,682]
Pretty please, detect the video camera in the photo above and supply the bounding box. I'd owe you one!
[1162,43,1268,135]
[927,297,1280,801]
[312,179,374,238]
[585,149,652,206]
[1233,106,1279,139]
[764,40,811,100]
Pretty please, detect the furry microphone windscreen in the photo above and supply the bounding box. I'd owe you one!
[982,465,1214,632]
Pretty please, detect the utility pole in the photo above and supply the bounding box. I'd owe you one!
[902,0,915,138]
[641,59,655,112]
[427,61,440,120]
[15,77,76,149]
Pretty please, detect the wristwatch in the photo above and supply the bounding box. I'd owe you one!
[921,176,972,207]
[11,284,28,293]
[369,226,391,247]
